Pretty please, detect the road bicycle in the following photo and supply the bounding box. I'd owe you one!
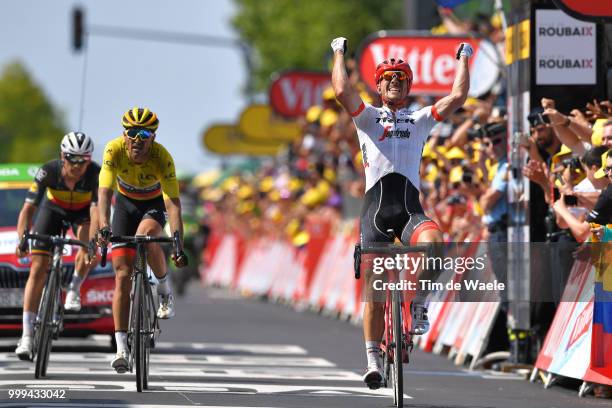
[18,228,87,379]
[354,230,430,408]
[99,231,183,392]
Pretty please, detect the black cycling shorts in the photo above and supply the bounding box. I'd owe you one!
[111,193,166,249]
[360,172,440,246]
[31,205,90,254]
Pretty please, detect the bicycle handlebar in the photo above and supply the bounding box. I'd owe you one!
[20,232,87,251]
[99,232,182,267]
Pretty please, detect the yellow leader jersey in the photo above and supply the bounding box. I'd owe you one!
[99,136,179,200]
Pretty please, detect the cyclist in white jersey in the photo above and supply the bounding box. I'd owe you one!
[331,36,472,389]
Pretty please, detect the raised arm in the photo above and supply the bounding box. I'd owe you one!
[433,43,472,119]
[330,37,362,115]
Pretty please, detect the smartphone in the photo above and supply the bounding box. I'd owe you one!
[563,195,578,206]
[539,113,551,124]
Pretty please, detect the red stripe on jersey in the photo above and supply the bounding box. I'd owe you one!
[431,105,444,122]
[350,102,365,117]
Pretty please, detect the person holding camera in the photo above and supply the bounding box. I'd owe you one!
[554,148,612,240]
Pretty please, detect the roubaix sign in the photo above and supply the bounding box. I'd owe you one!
[269,71,330,118]
[357,33,500,97]
[535,9,596,85]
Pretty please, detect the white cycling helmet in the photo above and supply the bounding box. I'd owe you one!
[60,132,94,155]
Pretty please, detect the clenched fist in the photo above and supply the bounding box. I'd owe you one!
[331,37,347,54]
[456,43,473,60]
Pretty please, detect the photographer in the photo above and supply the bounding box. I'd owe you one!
[553,148,612,242]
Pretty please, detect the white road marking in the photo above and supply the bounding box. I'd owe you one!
[0,405,282,408]
[0,366,361,381]
[0,353,333,367]
[0,380,411,398]
[0,339,307,355]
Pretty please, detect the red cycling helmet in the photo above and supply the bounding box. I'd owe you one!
[374,58,413,90]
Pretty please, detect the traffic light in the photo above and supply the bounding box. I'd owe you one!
[72,7,84,51]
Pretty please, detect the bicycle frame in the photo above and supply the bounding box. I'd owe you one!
[20,231,87,378]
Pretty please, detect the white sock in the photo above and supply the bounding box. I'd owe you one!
[115,331,128,354]
[156,273,171,296]
[23,311,36,337]
[365,341,381,368]
[69,274,83,291]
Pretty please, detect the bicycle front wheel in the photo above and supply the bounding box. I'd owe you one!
[34,269,58,379]
[391,289,403,407]
[134,272,146,392]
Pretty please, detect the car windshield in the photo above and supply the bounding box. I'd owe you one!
[0,188,27,228]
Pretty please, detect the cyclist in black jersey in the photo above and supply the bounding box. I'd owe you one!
[331,37,472,388]
[14,132,100,360]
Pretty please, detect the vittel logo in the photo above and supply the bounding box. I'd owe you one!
[369,45,456,85]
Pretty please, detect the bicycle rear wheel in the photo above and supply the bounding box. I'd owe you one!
[134,272,146,392]
[391,289,403,407]
[34,268,58,379]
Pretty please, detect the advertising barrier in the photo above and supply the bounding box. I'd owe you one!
[203,224,612,393]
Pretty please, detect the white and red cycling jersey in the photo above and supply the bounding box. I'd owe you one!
[351,101,443,192]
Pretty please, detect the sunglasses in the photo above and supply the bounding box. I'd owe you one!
[64,154,91,165]
[382,71,407,81]
[125,128,154,140]
[484,138,503,147]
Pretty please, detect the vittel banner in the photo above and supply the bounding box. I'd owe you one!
[357,34,499,97]
[269,71,331,118]
[535,9,596,85]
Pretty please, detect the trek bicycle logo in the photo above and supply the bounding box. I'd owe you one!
[375,116,415,125]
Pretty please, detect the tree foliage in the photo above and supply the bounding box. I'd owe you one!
[232,0,404,91]
[0,61,66,163]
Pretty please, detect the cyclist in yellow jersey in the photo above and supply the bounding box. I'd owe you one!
[96,107,187,373]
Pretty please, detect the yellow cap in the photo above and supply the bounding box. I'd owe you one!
[237,185,254,200]
[268,190,281,202]
[594,150,609,179]
[422,143,437,159]
[449,166,463,184]
[446,146,466,160]
[306,105,323,123]
[288,177,303,192]
[322,87,336,101]
[591,118,608,146]
[292,230,310,247]
[323,167,336,182]
[259,176,275,193]
[551,145,573,169]
[320,109,338,127]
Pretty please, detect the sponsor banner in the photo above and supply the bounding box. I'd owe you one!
[0,163,39,182]
[238,104,301,142]
[357,34,500,96]
[202,124,284,156]
[269,71,331,118]
[535,259,594,381]
[535,9,596,85]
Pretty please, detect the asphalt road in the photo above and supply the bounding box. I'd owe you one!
[0,283,608,408]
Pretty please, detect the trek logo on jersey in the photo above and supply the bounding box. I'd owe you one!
[361,143,369,168]
[378,126,411,141]
[375,116,415,125]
